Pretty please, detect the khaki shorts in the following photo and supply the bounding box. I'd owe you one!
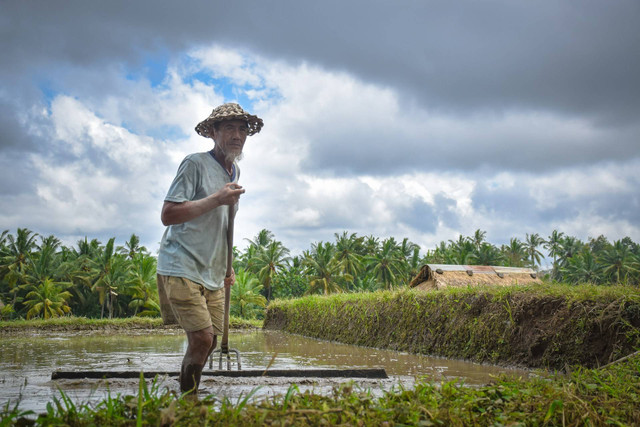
[157,275,224,334]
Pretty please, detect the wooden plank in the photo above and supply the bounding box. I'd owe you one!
[51,368,388,380]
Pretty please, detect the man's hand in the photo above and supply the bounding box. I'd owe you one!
[217,183,245,206]
[161,183,245,226]
[224,268,236,287]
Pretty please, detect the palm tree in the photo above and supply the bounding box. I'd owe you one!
[126,253,158,316]
[23,278,72,319]
[73,237,102,258]
[501,238,527,267]
[562,248,602,285]
[448,235,475,265]
[544,230,565,280]
[524,233,545,269]
[118,234,147,259]
[599,240,640,285]
[559,236,583,261]
[365,238,404,289]
[0,229,8,249]
[428,241,455,264]
[231,268,267,319]
[0,228,39,306]
[91,238,131,319]
[403,246,423,284]
[333,232,364,278]
[245,229,275,250]
[303,242,345,295]
[271,256,308,298]
[249,240,290,301]
[469,242,505,266]
[471,229,487,251]
[363,235,381,256]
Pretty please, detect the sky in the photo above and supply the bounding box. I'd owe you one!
[1,0,639,258]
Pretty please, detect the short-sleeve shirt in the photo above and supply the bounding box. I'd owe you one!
[157,152,239,291]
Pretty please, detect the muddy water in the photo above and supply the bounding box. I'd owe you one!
[0,330,531,413]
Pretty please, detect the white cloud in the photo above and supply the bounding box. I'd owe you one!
[1,39,638,258]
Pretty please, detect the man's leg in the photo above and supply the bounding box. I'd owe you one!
[181,326,215,394]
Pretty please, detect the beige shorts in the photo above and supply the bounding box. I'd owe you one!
[158,275,224,334]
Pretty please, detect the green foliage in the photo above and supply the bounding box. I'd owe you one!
[265,283,640,370]
[1,226,638,322]
[0,230,158,320]
[231,268,267,319]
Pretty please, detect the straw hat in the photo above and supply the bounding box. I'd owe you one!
[195,103,264,138]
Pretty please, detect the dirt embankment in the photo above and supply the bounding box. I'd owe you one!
[264,286,640,370]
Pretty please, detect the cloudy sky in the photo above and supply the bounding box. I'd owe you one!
[2,1,639,257]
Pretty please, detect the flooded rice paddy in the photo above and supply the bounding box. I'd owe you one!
[0,329,531,413]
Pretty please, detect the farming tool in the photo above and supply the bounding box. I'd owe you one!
[209,203,242,370]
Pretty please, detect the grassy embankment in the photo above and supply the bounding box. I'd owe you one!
[265,282,640,370]
[2,282,640,425]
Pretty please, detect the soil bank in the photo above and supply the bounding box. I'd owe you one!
[264,283,640,370]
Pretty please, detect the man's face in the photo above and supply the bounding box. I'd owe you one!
[212,119,249,161]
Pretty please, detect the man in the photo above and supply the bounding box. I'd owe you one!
[157,103,263,395]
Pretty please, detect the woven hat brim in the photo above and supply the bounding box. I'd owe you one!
[195,113,263,138]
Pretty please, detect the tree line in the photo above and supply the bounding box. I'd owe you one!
[1,228,638,321]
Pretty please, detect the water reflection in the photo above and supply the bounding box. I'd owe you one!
[0,330,530,413]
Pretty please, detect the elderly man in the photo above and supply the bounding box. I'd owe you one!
[157,103,263,395]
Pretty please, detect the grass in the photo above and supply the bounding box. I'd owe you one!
[0,315,263,333]
[3,352,639,426]
[264,282,640,370]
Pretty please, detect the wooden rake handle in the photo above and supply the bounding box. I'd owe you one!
[220,203,235,352]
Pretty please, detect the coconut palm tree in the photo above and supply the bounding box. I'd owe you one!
[365,238,404,289]
[0,228,39,306]
[471,229,487,251]
[448,235,475,265]
[524,233,545,269]
[303,242,345,295]
[245,229,275,251]
[126,253,158,316]
[558,236,584,267]
[118,234,147,259]
[271,256,308,298]
[363,235,381,256]
[249,240,290,301]
[469,242,505,266]
[544,230,565,280]
[599,240,640,285]
[333,231,364,278]
[562,248,602,285]
[403,246,423,284]
[91,238,131,319]
[23,278,72,319]
[231,268,267,319]
[501,238,527,267]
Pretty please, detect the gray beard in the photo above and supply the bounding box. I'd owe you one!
[225,151,243,164]
[215,145,243,164]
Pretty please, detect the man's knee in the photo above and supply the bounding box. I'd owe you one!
[187,327,214,351]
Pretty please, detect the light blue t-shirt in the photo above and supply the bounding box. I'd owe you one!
[157,152,239,291]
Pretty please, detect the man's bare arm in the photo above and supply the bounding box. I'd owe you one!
[161,183,244,226]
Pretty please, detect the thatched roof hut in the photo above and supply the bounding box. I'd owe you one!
[409,264,541,291]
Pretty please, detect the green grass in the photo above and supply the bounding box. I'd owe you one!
[3,352,639,426]
[265,282,640,370]
[0,315,262,332]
